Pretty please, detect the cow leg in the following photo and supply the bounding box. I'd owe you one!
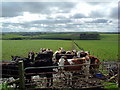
[50,76,53,87]
[25,75,32,88]
[25,75,31,83]
[46,78,50,87]
[63,72,72,86]
[62,72,68,85]
[46,74,53,87]
[69,72,73,86]
[49,74,53,87]
[71,72,77,86]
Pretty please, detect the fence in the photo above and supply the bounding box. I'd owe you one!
[15,61,120,90]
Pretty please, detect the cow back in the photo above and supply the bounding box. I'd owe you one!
[2,62,19,79]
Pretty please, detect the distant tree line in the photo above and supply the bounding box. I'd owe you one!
[80,33,100,40]
[2,32,102,40]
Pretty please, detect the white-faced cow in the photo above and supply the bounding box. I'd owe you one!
[57,55,100,85]
[28,51,35,62]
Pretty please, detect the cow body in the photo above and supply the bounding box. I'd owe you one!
[58,57,88,71]
[2,52,54,87]
[57,55,100,85]
[58,55,100,74]
[25,52,54,87]
[1,61,19,79]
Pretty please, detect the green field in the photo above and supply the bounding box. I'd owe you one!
[75,34,119,61]
[1,33,119,90]
[1,34,119,61]
[2,40,73,60]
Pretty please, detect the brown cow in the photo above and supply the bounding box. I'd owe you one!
[58,55,100,74]
[57,55,100,85]
[86,55,101,74]
[58,56,90,85]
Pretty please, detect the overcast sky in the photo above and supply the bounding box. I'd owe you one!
[0,1,119,32]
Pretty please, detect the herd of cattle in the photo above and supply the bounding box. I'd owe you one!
[1,47,102,87]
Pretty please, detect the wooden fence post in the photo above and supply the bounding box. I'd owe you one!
[118,63,120,88]
[18,61,25,90]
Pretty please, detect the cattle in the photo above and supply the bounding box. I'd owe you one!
[11,51,35,63]
[77,50,90,58]
[58,55,100,77]
[1,61,19,79]
[53,49,90,65]
[86,55,101,75]
[6,50,54,87]
[53,47,66,61]
[1,61,19,88]
[53,49,77,65]
[58,56,90,72]
[25,51,54,87]
[57,56,90,85]
[11,56,32,68]
[28,51,35,62]
[57,55,100,85]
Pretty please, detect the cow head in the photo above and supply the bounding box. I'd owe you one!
[11,56,21,61]
[28,51,35,61]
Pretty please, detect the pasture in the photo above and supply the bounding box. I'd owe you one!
[2,34,119,61]
[2,40,73,60]
[74,34,118,61]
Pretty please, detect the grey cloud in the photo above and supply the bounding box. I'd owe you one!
[86,19,110,23]
[89,10,105,18]
[71,13,86,18]
[1,20,117,32]
[2,2,76,17]
[2,19,72,30]
[87,2,109,6]
[55,15,67,19]
[2,2,24,17]
[0,3,2,17]
[31,19,72,24]
[1,2,118,32]
[2,22,30,29]
[109,7,118,19]
[88,2,118,19]
[118,4,120,15]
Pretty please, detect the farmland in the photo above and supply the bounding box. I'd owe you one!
[74,34,119,61]
[2,40,73,60]
[1,33,119,62]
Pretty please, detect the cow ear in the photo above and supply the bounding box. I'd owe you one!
[11,56,13,58]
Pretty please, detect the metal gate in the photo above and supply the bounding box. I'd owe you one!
[22,62,120,89]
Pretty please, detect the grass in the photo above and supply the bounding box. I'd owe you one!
[2,40,73,60]
[104,82,120,90]
[74,40,118,61]
[0,83,19,90]
[74,34,118,61]
[0,81,119,90]
[1,33,119,62]
[1,34,28,40]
